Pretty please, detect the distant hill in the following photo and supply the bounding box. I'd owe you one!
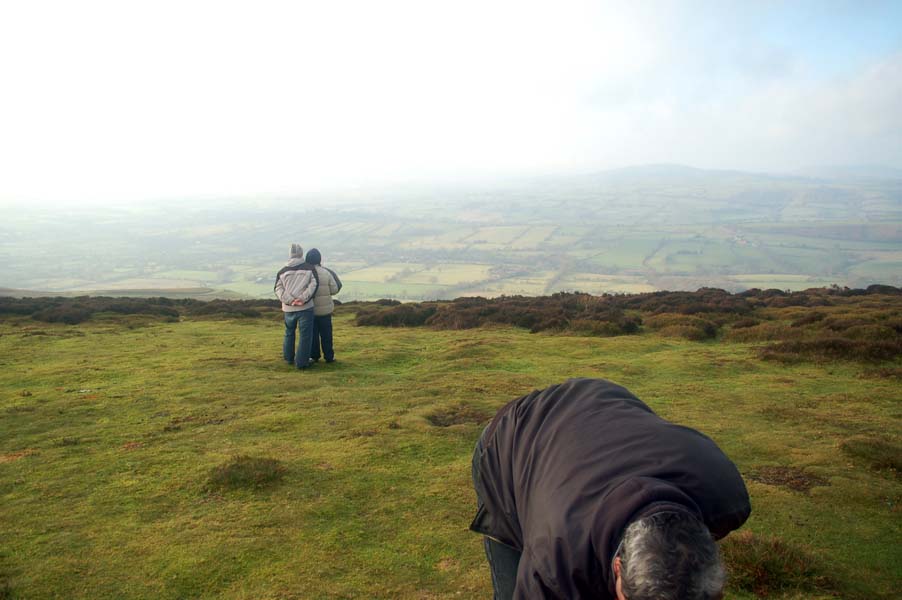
[794,165,902,180]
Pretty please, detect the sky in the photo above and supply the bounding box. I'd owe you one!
[1,0,900,205]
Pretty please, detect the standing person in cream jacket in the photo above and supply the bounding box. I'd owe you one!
[304,248,342,363]
[274,243,319,369]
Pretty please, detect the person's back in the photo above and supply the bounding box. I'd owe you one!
[307,249,341,317]
[304,248,342,363]
[274,244,319,369]
[471,378,750,599]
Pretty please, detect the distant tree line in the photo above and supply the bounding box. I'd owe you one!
[0,296,281,325]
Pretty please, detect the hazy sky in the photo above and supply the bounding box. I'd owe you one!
[1,0,900,204]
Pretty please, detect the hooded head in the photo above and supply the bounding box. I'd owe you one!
[289,243,304,259]
[306,248,322,265]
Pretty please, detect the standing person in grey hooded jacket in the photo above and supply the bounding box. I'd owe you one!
[305,248,342,363]
[274,243,319,369]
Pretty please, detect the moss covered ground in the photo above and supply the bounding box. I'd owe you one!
[1,309,899,599]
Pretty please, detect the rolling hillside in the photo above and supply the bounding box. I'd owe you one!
[1,291,900,599]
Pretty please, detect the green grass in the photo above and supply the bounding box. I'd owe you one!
[1,311,900,599]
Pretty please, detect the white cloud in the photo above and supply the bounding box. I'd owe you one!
[0,0,899,204]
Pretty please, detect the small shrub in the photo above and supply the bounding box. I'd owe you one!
[866,284,901,295]
[731,317,760,329]
[790,312,825,327]
[822,317,871,332]
[843,324,898,341]
[207,455,286,490]
[720,531,836,597]
[760,336,902,363]
[356,303,438,327]
[657,325,712,341]
[570,319,626,337]
[644,314,718,338]
[725,322,791,342]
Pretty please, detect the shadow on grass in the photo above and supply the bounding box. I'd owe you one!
[206,455,286,491]
[722,531,838,598]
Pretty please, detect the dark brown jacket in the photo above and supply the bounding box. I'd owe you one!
[470,378,750,599]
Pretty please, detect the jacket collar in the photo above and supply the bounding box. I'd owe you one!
[591,477,702,597]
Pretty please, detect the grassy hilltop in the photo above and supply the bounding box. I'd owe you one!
[1,291,900,599]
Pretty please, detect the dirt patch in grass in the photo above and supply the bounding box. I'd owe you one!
[748,465,829,493]
[721,531,838,598]
[841,437,901,475]
[426,404,491,427]
[207,455,286,491]
[121,441,144,451]
[0,449,37,464]
[435,558,459,572]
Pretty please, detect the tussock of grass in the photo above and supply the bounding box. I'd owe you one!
[731,317,760,329]
[656,324,713,341]
[721,531,836,597]
[841,437,901,474]
[425,404,491,427]
[790,311,825,327]
[725,322,791,342]
[207,455,286,491]
[860,367,902,380]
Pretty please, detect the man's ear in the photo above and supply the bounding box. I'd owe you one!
[613,556,626,600]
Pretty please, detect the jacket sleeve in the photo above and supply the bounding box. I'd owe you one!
[274,275,290,304]
[295,271,318,304]
[326,267,342,294]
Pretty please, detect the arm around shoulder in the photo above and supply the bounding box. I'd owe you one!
[326,267,342,295]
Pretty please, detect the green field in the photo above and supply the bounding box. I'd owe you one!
[1,310,899,599]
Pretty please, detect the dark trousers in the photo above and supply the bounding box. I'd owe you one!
[283,309,314,369]
[310,314,334,362]
[472,427,522,600]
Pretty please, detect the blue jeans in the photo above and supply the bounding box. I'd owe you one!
[310,314,334,362]
[283,309,314,369]
[473,427,522,600]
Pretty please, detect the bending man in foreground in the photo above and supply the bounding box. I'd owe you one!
[471,378,751,600]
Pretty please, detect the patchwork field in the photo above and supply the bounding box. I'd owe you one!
[2,169,901,300]
[1,306,899,599]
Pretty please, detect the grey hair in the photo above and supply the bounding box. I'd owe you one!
[289,243,304,259]
[618,511,725,600]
